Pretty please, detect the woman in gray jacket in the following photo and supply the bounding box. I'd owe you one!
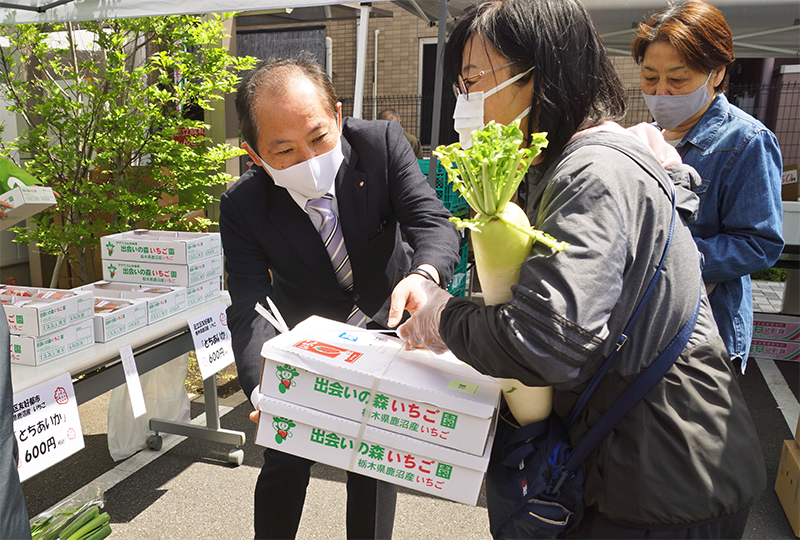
[399,0,766,537]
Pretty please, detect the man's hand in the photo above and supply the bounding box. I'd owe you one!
[249,410,259,423]
[0,199,13,220]
[397,279,452,353]
[386,264,440,327]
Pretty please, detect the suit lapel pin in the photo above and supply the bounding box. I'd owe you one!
[359,181,364,187]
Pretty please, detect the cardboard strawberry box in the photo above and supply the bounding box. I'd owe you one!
[101,256,222,288]
[0,185,56,231]
[92,297,148,342]
[1,286,93,336]
[750,339,800,362]
[74,281,187,325]
[256,394,493,506]
[260,316,500,456]
[100,229,221,264]
[185,277,222,308]
[775,440,800,537]
[10,319,95,366]
[753,313,800,342]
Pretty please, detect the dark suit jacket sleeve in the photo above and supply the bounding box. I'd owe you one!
[384,120,460,286]
[219,186,276,400]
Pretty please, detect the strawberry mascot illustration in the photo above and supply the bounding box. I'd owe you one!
[273,417,295,444]
[276,364,299,394]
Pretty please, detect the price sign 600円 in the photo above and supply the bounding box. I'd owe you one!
[187,304,234,381]
[12,372,85,481]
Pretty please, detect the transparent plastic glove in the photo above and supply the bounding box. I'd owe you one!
[397,279,452,354]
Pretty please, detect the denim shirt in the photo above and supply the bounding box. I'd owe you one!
[670,93,784,370]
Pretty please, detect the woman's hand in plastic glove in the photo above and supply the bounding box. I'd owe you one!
[397,279,451,354]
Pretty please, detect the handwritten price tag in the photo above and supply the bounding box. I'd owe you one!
[12,372,84,482]
[187,304,234,380]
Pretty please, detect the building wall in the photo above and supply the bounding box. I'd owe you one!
[239,4,439,101]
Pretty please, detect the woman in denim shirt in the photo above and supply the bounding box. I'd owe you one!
[632,0,785,374]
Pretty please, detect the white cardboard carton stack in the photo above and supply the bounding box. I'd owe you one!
[256,316,500,505]
[99,229,223,290]
[750,312,800,362]
[75,281,187,326]
[0,185,57,231]
[2,285,94,365]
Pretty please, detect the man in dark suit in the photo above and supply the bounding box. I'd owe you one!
[220,58,461,540]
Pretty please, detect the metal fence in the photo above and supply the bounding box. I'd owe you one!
[341,80,799,166]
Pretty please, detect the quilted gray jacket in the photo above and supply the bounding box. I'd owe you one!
[440,133,766,528]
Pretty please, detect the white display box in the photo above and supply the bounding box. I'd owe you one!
[101,256,222,288]
[10,320,95,366]
[256,394,492,506]
[92,296,148,342]
[74,281,187,325]
[260,316,500,456]
[750,339,800,362]
[0,185,56,231]
[186,277,222,308]
[100,229,221,264]
[783,201,799,246]
[1,286,93,336]
[753,312,800,342]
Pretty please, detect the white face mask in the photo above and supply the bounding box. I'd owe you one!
[260,136,344,200]
[453,67,533,149]
[642,71,714,131]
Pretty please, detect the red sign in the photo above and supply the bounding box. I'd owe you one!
[54,387,69,405]
[173,127,206,147]
[292,340,363,364]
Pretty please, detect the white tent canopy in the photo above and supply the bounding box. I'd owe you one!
[2,0,795,180]
[393,0,800,58]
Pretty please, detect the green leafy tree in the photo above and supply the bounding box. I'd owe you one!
[0,14,255,285]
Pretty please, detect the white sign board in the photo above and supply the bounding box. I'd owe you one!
[12,372,85,482]
[187,304,234,380]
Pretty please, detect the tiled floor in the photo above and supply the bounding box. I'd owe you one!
[752,279,787,314]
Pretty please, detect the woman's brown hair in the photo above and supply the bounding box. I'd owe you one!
[631,0,734,92]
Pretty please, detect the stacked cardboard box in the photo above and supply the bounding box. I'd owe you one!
[0,185,57,231]
[2,285,94,365]
[99,229,223,290]
[750,313,800,362]
[775,416,800,537]
[256,316,500,506]
[75,281,187,326]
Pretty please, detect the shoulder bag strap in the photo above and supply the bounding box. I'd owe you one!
[566,180,677,430]
[556,290,701,488]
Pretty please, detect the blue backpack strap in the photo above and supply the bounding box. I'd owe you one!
[567,182,677,430]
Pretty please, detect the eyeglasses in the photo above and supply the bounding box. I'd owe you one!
[452,61,517,98]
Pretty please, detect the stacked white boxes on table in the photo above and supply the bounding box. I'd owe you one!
[2,286,94,365]
[99,229,223,292]
[750,313,800,362]
[98,229,222,308]
[256,316,501,506]
[74,281,187,328]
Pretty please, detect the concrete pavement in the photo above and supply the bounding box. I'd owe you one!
[20,358,799,539]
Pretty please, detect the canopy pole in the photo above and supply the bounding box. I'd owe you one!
[353,3,371,119]
[427,0,448,188]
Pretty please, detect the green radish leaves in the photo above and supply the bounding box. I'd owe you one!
[434,121,567,252]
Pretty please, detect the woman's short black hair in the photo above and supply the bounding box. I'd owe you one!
[444,0,626,169]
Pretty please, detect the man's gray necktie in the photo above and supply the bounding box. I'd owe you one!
[306,194,367,327]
